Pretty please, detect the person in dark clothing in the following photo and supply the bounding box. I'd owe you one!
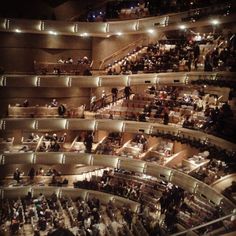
[49,140,60,152]
[193,43,200,70]
[111,87,118,103]
[84,132,94,153]
[23,99,29,107]
[163,112,169,125]
[124,86,132,100]
[28,167,35,181]
[204,53,213,71]
[13,168,21,183]
[58,104,66,117]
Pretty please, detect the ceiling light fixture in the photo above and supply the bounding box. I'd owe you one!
[147,29,154,34]
[212,19,219,25]
[179,25,186,30]
[48,31,58,35]
[15,29,21,33]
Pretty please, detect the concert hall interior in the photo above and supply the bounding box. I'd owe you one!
[0,0,236,235]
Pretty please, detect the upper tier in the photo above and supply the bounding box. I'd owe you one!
[0,2,235,37]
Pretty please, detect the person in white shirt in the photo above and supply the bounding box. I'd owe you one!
[90,95,97,111]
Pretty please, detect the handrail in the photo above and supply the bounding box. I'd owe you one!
[171,211,236,236]
[99,37,148,70]
[93,87,125,111]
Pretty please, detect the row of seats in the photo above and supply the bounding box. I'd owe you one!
[0,188,139,236]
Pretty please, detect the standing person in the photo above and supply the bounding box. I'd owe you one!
[163,111,169,125]
[28,167,35,181]
[193,43,200,70]
[90,94,97,111]
[58,104,66,117]
[84,132,94,153]
[111,87,118,103]
[13,168,21,183]
[124,86,132,100]
[101,90,106,108]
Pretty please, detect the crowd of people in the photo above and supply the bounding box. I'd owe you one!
[12,167,64,184]
[57,56,91,66]
[106,32,236,75]
[73,169,224,234]
[101,0,232,21]
[97,85,234,141]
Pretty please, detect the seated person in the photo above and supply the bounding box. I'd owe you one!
[43,133,52,141]
[138,112,147,122]
[52,133,58,141]
[27,132,39,142]
[51,99,58,107]
[38,142,47,152]
[36,167,44,176]
[58,133,67,143]
[48,140,60,152]
[23,99,29,107]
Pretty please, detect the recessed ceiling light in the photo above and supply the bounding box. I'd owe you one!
[212,19,219,25]
[179,25,186,30]
[147,29,154,34]
[15,29,21,33]
[116,32,122,36]
[80,32,89,37]
[49,31,58,35]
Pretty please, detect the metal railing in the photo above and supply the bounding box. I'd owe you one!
[171,211,236,236]
[99,37,148,70]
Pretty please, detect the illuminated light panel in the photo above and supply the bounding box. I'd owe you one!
[80,32,89,37]
[116,32,123,36]
[15,28,21,33]
[179,25,186,30]
[147,29,154,34]
[48,31,58,35]
[212,19,219,25]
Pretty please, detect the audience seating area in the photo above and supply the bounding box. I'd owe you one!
[106,36,236,74]
[34,59,91,75]
[0,187,140,236]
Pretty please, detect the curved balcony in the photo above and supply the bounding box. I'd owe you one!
[0,2,235,37]
[0,152,235,214]
[0,119,235,151]
[1,71,235,88]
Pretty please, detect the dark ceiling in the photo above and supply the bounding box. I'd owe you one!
[0,0,109,21]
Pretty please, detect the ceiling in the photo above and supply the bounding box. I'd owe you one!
[0,0,111,21]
